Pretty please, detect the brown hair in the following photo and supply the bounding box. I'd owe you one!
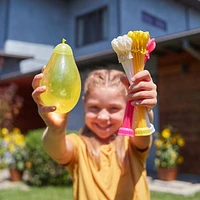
[81,69,127,171]
[83,69,127,100]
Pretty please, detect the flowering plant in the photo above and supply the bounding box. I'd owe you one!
[0,127,27,171]
[154,125,185,169]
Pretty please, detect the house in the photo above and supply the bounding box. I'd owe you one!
[0,0,200,174]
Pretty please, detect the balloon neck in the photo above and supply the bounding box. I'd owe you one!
[53,38,72,55]
[62,38,66,44]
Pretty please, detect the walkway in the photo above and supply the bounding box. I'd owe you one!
[0,169,29,190]
[147,172,200,196]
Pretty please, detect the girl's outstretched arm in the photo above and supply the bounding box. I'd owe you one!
[32,72,74,165]
[42,126,74,165]
[121,70,157,150]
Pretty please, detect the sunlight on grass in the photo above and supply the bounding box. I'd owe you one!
[151,191,200,200]
[0,186,200,200]
[0,186,73,200]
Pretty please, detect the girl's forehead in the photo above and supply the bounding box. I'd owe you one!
[94,86,120,94]
[88,87,125,100]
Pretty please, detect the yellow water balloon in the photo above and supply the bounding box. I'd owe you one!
[40,38,81,113]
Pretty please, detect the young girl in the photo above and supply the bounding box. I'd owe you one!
[32,69,157,200]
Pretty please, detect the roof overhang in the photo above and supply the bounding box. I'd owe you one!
[155,28,200,56]
[76,28,200,67]
[174,0,200,11]
[0,51,33,60]
[0,51,34,81]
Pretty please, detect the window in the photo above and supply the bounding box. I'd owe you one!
[76,7,108,47]
[141,11,167,31]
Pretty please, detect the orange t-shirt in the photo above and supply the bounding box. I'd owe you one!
[66,133,150,200]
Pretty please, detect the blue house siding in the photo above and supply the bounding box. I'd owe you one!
[189,9,200,29]
[120,0,200,38]
[0,0,8,49]
[1,0,69,46]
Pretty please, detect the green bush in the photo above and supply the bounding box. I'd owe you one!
[25,128,72,186]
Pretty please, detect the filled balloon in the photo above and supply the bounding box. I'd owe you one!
[40,39,81,113]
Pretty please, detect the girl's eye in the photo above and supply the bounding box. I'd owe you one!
[109,107,120,113]
[89,106,100,112]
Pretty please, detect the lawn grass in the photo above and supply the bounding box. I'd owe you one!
[0,186,73,200]
[151,191,200,200]
[0,186,200,200]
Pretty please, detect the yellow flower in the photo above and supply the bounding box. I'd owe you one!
[165,141,171,148]
[177,156,184,164]
[2,127,25,152]
[177,138,185,147]
[8,143,15,152]
[13,128,21,134]
[3,135,10,143]
[26,161,32,169]
[161,128,171,139]
[1,128,9,136]
[14,134,25,147]
[154,139,163,147]
[171,136,177,144]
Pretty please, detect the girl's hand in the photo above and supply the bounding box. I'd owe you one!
[32,72,69,130]
[121,70,156,149]
[121,70,157,110]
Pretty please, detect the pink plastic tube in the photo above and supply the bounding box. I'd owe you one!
[118,100,134,136]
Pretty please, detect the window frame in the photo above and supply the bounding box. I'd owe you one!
[141,11,167,31]
[75,6,108,47]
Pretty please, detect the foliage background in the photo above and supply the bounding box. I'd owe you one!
[154,125,185,169]
[25,128,72,186]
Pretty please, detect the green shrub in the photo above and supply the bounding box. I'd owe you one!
[25,128,72,186]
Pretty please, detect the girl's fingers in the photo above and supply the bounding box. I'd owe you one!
[128,81,157,94]
[32,73,43,90]
[127,90,157,101]
[131,98,157,109]
[38,106,57,115]
[132,70,152,83]
[42,65,46,73]
[127,74,157,109]
[32,85,46,105]
[128,90,157,109]
[121,70,152,90]
[32,66,46,89]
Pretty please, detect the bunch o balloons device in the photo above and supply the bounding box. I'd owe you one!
[111,30,156,137]
[40,38,81,114]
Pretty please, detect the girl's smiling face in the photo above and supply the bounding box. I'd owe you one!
[84,87,126,140]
